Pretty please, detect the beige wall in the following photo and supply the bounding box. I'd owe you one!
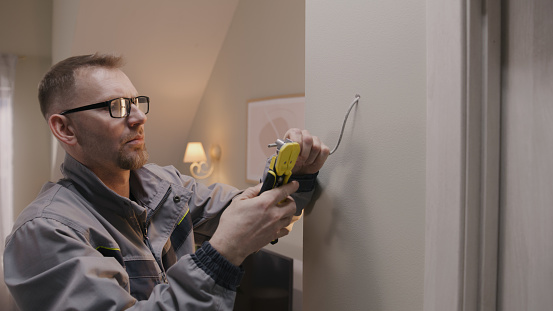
[185,0,306,260]
[304,0,426,310]
[0,0,53,218]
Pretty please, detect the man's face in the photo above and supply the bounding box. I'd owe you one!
[67,67,148,172]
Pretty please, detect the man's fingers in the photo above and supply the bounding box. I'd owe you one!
[275,208,304,240]
[304,136,321,165]
[260,181,299,205]
[276,228,289,239]
[286,129,314,161]
[239,183,263,200]
[284,128,302,143]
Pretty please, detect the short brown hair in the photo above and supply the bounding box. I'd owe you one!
[38,53,124,118]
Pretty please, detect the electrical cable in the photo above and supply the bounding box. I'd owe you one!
[329,94,360,155]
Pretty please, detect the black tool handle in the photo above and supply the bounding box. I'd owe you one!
[259,172,277,195]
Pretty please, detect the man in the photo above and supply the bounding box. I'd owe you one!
[3,54,329,310]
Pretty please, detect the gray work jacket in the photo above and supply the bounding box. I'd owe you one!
[3,154,313,310]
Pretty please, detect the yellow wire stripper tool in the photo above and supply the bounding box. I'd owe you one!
[258,138,301,244]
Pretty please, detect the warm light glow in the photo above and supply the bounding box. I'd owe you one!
[183,142,221,180]
[183,142,207,163]
[182,142,221,179]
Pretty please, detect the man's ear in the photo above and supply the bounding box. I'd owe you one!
[48,114,77,146]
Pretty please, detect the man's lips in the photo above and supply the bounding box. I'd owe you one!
[126,135,145,145]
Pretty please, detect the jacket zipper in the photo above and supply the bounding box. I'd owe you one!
[142,225,168,284]
[141,186,172,284]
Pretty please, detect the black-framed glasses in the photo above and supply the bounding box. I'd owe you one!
[59,96,150,118]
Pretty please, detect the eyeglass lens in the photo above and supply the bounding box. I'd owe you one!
[110,97,149,118]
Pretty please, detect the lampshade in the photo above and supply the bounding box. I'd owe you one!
[183,142,207,163]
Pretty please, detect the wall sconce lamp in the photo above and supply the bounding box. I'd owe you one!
[183,142,221,179]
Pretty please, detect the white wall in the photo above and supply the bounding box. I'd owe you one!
[304,1,426,310]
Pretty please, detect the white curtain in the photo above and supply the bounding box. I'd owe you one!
[0,53,18,310]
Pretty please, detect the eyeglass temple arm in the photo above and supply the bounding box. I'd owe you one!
[59,101,111,115]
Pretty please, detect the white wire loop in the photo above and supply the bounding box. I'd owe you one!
[329,94,361,155]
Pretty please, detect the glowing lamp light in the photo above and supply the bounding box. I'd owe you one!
[183,142,220,179]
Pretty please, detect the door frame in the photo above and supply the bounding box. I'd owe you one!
[424,0,501,310]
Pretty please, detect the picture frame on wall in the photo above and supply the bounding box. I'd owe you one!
[246,94,305,184]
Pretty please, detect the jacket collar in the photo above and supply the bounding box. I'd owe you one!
[60,153,171,218]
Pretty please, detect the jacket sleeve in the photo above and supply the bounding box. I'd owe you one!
[177,176,242,245]
[3,217,241,311]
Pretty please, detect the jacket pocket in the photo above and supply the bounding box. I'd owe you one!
[125,259,161,300]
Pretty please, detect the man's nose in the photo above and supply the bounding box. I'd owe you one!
[127,104,147,126]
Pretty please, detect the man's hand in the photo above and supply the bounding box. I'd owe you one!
[209,181,299,266]
[285,128,330,175]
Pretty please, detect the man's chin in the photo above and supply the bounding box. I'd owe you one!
[118,148,149,170]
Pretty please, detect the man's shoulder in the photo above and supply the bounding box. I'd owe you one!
[12,179,95,235]
[137,163,193,185]
[18,181,67,218]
